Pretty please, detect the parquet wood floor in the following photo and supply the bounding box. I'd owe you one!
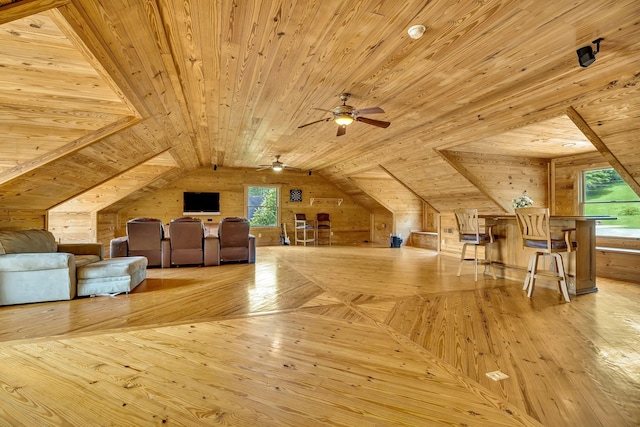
[0,245,638,426]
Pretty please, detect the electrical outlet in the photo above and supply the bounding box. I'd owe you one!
[258,233,262,238]
[330,231,334,236]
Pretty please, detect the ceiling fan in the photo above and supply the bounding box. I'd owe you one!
[257,155,301,172]
[298,93,390,136]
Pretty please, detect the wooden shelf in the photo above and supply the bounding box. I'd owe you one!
[310,197,343,206]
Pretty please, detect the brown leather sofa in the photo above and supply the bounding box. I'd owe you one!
[110,217,169,267]
[217,217,256,263]
[168,216,219,266]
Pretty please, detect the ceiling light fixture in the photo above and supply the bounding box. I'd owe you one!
[272,164,283,171]
[334,113,354,126]
[408,24,426,40]
[576,37,603,67]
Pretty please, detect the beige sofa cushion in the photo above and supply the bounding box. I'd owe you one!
[0,229,57,255]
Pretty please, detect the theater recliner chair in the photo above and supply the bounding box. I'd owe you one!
[110,217,169,267]
[168,216,219,266]
[217,217,256,264]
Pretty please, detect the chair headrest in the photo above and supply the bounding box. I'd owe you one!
[171,216,203,224]
[128,217,162,224]
[220,216,249,224]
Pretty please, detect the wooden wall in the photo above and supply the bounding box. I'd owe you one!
[114,167,374,248]
[48,212,96,243]
[552,152,606,216]
[0,209,46,231]
[371,209,394,245]
[349,168,423,245]
[553,152,640,282]
[438,153,551,257]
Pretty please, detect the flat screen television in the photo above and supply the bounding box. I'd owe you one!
[183,192,220,215]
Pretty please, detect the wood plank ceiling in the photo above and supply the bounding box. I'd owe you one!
[0,0,639,213]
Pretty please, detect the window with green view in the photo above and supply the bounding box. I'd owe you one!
[582,168,640,237]
[247,186,279,227]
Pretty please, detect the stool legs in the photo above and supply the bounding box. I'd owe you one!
[526,252,570,302]
[457,242,495,282]
[552,253,570,303]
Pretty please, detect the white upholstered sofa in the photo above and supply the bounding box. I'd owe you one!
[0,229,103,305]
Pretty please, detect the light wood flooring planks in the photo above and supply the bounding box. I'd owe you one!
[0,245,638,426]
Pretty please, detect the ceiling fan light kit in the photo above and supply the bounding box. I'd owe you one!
[334,113,354,126]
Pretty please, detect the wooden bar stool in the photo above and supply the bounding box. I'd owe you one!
[315,213,332,246]
[515,207,575,302]
[454,208,497,281]
[294,213,315,246]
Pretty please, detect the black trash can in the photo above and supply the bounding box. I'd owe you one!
[390,235,403,248]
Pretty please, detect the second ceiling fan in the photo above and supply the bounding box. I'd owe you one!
[298,93,390,136]
[257,155,300,172]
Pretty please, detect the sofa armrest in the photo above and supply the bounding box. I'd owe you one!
[204,235,220,266]
[0,252,73,272]
[110,236,128,258]
[248,234,256,264]
[58,243,104,259]
[161,238,170,268]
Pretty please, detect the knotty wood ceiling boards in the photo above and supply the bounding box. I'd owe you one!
[0,0,639,213]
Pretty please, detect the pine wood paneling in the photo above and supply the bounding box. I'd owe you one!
[0,209,45,230]
[116,167,372,246]
[1,0,640,258]
[553,152,607,216]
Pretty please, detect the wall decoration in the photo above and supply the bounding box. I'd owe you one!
[290,189,302,202]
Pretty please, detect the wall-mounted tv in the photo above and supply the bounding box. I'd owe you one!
[183,192,220,215]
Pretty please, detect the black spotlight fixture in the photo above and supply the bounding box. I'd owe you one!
[576,37,604,67]
[213,164,218,171]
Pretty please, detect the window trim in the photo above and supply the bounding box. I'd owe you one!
[244,184,281,228]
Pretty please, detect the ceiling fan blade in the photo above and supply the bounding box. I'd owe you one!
[284,166,302,171]
[256,166,271,171]
[355,106,385,115]
[311,107,333,113]
[337,125,347,136]
[356,116,391,128]
[298,117,331,128]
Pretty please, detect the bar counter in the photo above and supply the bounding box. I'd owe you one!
[479,215,615,295]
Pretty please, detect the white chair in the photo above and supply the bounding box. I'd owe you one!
[515,207,574,302]
[294,213,315,246]
[454,208,497,281]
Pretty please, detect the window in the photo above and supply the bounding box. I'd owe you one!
[246,186,279,227]
[582,168,640,237]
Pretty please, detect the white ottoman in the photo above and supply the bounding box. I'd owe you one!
[77,257,148,297]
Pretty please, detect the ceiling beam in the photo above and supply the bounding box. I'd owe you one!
[566,106,640,195]
[378,164,440,214]
[0,115,141,185]
[437,149,510,213]
[0,0,69,25]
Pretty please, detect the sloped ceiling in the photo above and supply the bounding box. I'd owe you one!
[0,0,639,215]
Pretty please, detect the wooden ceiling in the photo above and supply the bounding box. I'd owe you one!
[1,0,639,213]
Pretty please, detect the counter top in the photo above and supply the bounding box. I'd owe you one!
[479,215,616,221]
